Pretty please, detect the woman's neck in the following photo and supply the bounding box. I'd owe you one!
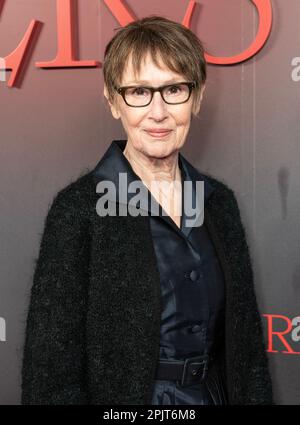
[123,141,182,187]
[123,140,183,227]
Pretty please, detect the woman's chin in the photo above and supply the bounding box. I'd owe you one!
[141,139,175,158]
[144,145,174,159]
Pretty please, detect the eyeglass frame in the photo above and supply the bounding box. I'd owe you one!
[114,81,197,107]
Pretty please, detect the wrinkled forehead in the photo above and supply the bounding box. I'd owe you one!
[120,50,185,86]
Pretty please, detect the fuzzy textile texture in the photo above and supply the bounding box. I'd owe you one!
[21,163,274,405]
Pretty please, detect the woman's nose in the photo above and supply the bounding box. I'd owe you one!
[148,91,169,119]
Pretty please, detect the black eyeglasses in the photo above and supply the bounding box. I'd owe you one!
[114,81,196,107]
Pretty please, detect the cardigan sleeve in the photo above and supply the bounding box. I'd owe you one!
[21,188,90,405]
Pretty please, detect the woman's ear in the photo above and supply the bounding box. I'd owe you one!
[104,85,121,120]
[199,84,206,102]
[193,84,206,116]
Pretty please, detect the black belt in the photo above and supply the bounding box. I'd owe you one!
[154,353,215,388]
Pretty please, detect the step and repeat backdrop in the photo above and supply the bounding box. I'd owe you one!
[0,0,299,404]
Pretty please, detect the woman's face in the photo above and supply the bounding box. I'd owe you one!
[104,52,205,160]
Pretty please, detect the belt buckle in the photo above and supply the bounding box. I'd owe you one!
[180,354,209,388]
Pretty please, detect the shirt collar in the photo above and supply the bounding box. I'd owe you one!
[92,140,215,237]
[92,139,215,202]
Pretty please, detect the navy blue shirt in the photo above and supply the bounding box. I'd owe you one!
[94,140,228,405]
[149,157,227,405]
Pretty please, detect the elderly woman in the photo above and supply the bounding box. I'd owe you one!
[21,16,274,405]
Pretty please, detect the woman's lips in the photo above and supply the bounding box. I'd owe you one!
[145,130,172,138]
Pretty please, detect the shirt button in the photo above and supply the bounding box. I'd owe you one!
[189,270,199,282]
[191,324,202,333]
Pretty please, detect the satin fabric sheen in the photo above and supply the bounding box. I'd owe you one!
[149,158,228,405]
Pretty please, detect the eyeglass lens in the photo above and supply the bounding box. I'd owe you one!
[124,83,191,106]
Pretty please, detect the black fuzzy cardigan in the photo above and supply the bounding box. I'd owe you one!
[21,156,274,405]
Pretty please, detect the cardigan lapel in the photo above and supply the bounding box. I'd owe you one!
[202,208,231,395]
[87,209,163,404]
